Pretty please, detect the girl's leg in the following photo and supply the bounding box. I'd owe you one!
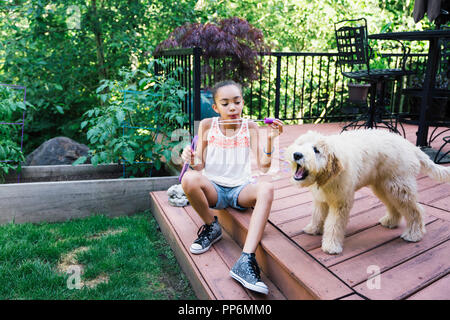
[237,181,274,253]
[181,170,218,225]
[230,181,273,295]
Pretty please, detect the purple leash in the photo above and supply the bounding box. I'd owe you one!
[179,135,198,183]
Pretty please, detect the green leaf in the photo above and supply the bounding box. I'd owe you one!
[116,109,125,124]
[123,148,135,163]
[91,155,99,166]
[72,156,87,166]
[175,115,185,126]
[177,89,185,100]
[162,149,172,161]
[55,106,64,114]
[154,160,161,170]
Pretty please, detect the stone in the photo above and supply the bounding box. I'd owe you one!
[25,137,90,166]
[167,184,189,207]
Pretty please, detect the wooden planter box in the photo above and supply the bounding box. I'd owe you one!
[0,175,179,224]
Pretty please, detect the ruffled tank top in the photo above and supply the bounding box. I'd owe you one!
[202,117,252,187]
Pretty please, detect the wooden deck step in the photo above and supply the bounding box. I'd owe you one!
[149,191,286,300]
[215,206,354,300]
[150,190,353,300]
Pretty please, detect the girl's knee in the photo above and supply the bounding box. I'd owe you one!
[257,182,274,199]
[181,171,201,193]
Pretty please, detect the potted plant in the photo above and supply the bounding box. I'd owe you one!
[347,82,371,103]
[154,17,270,119]
[345,52,389,105]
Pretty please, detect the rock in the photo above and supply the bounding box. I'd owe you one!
[167,184,189,207]
[25,137,90,166]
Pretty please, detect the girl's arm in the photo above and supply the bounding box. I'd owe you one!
[249,120,283,174]
[190,118,211,171]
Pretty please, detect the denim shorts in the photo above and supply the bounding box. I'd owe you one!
[210,181,250,211]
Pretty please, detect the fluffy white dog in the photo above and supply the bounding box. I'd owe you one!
[285,129,450,255]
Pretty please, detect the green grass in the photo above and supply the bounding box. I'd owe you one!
[0,211,196,300]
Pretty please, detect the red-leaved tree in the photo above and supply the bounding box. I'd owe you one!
[155,17,270,85]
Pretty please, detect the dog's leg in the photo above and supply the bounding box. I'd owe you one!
[399,201,426,242]
[304,201,328,235]
[370,184,401,229]
[321,201,352,255]
[385,179,426,242]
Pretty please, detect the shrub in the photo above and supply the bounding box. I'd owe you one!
[0,86,30,181]
[76,59,189,177]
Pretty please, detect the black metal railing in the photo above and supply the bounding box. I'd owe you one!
[155,48,427,136]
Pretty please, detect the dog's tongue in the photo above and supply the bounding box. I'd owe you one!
[295,165,305,179]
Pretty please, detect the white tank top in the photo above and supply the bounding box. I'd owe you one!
[202,117,252,187]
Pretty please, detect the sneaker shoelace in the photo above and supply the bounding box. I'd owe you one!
[196,223,212,240]
[247,256,262,281]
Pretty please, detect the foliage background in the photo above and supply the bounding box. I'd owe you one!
[0,0,430,155]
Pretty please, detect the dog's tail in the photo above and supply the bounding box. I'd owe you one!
[416,148,450,183]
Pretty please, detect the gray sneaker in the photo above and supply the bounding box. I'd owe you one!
[230,252,269,295]
[190,216,222,254]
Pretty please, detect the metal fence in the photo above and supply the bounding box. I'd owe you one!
[155,48,428,136]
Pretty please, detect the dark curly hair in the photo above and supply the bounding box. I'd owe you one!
[211,80,243,104]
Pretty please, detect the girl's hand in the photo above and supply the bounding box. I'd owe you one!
[181,144,195,165]
[268,119,284,140]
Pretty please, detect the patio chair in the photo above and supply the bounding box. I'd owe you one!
[433,25,450,164]
[334,18,413,134]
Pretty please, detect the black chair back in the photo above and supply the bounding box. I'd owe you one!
[334,18,372,75]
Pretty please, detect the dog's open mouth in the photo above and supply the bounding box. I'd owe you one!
[294,164,308,181]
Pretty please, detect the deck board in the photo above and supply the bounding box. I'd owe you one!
[407,274,450,300]
[309,214,438,267]
[330,219,450,286]
[150,122,450,299]
[353,240,450,300]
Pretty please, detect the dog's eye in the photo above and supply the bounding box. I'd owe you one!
[313,146,320,154]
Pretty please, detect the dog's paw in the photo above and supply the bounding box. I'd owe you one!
[303,223,323,235]
[401,228,425,242]
[321,239,343,255]
[379,214,399,229]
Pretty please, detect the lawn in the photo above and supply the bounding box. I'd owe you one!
[0,211,196,300]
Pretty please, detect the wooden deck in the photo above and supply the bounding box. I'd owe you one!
[150,122,450,300]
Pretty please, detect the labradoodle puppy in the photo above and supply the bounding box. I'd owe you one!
[285,129,450,255]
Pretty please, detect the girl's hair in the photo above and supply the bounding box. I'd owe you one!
[211,80,242,103]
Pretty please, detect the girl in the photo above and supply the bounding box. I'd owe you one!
[181,80,283,295]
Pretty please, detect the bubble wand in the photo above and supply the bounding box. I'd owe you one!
[217,117,276,125]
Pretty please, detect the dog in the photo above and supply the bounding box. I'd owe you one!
[285,129,450,255]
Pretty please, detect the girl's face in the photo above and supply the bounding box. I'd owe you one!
[212,85,243,121]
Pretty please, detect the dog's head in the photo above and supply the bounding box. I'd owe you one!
[285,131,343,188]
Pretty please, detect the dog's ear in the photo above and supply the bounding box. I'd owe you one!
[316,140,343,187]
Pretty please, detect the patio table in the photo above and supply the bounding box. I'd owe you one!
[369,29,450,147]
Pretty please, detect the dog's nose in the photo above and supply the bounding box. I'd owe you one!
[293,152,303,161]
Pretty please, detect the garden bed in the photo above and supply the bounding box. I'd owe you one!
[4,164,123,183]
[0,175,179,225]
[4,163,176,184]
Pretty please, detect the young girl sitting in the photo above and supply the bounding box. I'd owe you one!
[181,80,283,295]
